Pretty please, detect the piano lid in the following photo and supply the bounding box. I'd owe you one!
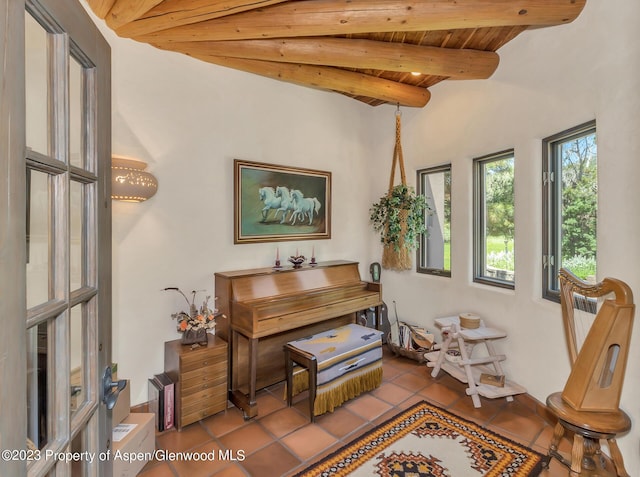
[217,260,363,303]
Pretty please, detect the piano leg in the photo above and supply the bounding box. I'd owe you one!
[284,347,293,407]
[247,337,258,418]
[229,331,260,420]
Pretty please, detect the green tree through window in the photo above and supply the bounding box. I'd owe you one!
[473,150,515,288]
[560,135,597,260]
[543,121,597,301]
[485,158,515,255]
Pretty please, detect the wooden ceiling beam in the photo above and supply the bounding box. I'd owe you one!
[187,54,431,107]
[85,0,117,19]
[159,38,500,79]
[134,0,586,43]
[104,0,165,30]
[115,0,290,38]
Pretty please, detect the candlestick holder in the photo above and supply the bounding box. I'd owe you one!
[310,256,317,266]
[273,247,282,270]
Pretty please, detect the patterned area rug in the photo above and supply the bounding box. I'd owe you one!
[294,401,545,476]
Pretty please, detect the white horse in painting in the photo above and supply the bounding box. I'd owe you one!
[274,186,296,224]
[290,189,321,225]
[258,186,281,222]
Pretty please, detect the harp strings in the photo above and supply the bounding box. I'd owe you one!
[571,291,609,353]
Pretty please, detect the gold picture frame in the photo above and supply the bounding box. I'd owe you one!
[234,159,331,244]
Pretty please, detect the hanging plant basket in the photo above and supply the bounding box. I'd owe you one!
[371,184,428,270]
[370,110,429,270]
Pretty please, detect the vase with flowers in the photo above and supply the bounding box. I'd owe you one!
[164,287,218,345]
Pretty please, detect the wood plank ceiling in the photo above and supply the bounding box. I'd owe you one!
[87,0,586,107]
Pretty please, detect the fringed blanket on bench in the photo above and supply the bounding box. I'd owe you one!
[288,324,383,417]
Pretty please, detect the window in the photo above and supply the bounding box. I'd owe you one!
[417,164,451,276]
[543,121,597,301]
[473,150,515,288]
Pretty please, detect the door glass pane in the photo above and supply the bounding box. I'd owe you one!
[69,57,83,168]
[27,169,51,308]
[70,180,83,291]
[27,322,49,450]
[71,432,84,476]
[70,305,84,413]
[25,13,49,155]
[70,413,97,477]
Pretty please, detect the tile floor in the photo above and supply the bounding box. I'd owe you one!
[138,348,572,476]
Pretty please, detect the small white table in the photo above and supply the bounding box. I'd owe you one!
[425,315,526,408]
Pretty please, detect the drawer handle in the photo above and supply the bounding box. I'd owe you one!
[203,361,209,365]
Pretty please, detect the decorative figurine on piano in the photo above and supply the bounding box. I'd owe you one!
[288,248,306,268]
[288,254,306,268]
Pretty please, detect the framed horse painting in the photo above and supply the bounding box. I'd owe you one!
[234,159,332,244]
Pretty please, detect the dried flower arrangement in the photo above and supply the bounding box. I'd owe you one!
[163,287,218,333]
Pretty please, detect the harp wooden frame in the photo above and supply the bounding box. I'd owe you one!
[546,268,634,477]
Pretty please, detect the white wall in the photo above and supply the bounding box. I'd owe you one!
[86,0,640,469]
[91,16,378,407]
[367,0,640,469]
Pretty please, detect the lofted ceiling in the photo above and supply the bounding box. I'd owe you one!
[87,0,586,108]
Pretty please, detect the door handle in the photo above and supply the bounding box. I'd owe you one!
[102,367,127,410]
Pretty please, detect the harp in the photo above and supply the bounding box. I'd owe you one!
[546,268,634,476]
[559,269,634,411]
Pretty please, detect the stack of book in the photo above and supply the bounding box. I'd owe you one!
[148,373,175,431]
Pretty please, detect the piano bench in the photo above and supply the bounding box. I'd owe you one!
[284,323,383,422]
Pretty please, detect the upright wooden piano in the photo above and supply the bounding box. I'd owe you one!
[215,260,382,418]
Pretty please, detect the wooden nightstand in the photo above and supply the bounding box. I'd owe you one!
[164,334,228,430]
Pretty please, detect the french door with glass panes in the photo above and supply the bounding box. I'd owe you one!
[1,1,113,476]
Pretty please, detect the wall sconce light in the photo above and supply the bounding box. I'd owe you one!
[111,156,158,202]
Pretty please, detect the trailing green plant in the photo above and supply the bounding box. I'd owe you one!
[370,184,429,252]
